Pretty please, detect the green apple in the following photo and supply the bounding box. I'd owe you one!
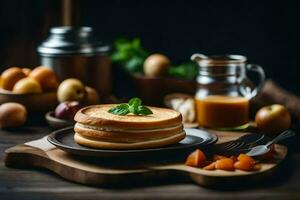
[57,78,86,103]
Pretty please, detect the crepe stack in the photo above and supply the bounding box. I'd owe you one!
[73,104,186,149]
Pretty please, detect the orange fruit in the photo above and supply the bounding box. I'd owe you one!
[203,162,216,170]
[234,154,256,171]
[13,77,42,94]
[237,154,256,164]
[0,67,26,90]
[29,66,59,92]
[185,149,207,168]
[234,161,254,171]
[215,158,235,171]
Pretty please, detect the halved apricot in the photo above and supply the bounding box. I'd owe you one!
[185,149,207,167]
[203,162,216,170]
[215,158,235,171]
[234,154,256,171]
[237,154,256,164]
[234,161,254,171]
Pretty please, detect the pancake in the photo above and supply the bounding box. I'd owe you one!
[74,131,186,149]
[74,104,182,129]
[74,122,184,143]
[73,104,186,149]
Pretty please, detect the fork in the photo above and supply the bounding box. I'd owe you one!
[215,133,265,154]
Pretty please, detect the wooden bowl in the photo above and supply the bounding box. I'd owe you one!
[0,89,58,113]
[132,73,197,106]
[45,111,75,130]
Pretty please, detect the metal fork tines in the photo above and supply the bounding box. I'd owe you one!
[215,133,265,154]
[222,141,246,150]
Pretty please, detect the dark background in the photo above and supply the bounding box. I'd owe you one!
[0,0,299,94]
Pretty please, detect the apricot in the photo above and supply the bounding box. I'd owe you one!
[215,158,235,171]
[234,161,254,171]
[13,77,42,94]
[203,162,216,170]
[237,154,256,165]
[185,149,206,167]
[0,67,26,90]
[29,66,59,92]
[234,154,256,171]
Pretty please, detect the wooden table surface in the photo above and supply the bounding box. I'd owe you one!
[1,124,300,200]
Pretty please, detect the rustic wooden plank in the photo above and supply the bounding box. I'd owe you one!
[1,183,300,200]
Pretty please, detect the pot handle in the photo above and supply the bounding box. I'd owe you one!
[245,64,266,99]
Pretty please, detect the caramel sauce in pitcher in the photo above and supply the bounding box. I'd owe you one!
[196,95,249,128]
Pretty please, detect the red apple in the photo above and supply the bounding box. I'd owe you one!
[54,101,82,120]
[255,104,291,134]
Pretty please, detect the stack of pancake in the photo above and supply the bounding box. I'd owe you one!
[74,104,186,149]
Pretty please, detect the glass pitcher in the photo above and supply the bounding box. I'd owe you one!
[191,54,265,129]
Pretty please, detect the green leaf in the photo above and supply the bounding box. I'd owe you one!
[108,104,129,115]
[128,98,141,114]
[128,98,142,107]
[168,62,198,80]
[132,38,141,49]
[111,38,149,73]
[137,106,153,115]
[123,56,144,72]
[108,97,153,116]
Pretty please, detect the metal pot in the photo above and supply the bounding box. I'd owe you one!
[37,26,112,97]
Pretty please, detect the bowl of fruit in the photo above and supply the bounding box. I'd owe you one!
[45,78,100,129]
[0,66,59,112]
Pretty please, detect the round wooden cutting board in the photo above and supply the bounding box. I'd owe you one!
[4,130,288,187]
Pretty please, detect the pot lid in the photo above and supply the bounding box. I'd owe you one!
[37,26,111,55]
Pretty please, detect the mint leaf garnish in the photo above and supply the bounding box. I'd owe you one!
[128,97,142,114]
[108,98,153,116]
[128,97,142,107]
[108,104,130,115]
[137,105,153,115]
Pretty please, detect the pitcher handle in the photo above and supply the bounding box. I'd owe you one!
[246,64,265,99]
[190,53,208,64]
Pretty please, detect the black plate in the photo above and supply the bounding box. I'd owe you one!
[47,127,218,157]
